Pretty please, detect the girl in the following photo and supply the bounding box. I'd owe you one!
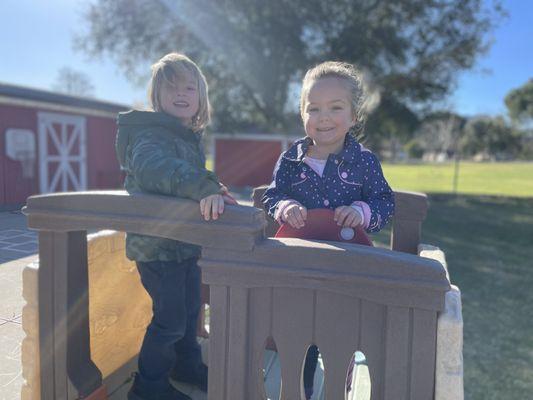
[262,61,394,399]
[116,53,235,400]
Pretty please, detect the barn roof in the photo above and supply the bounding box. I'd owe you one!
[0,82,130,113]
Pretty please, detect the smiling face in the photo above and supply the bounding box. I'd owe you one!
[302,77,356,156]
[159,73,200,125]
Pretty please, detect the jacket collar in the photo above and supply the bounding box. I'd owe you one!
[282,134,361,164]
[117,110,202,143]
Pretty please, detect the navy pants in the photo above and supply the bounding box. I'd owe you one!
[303,345,319,397]
[135,258,203,392]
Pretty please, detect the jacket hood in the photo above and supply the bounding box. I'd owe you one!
[115,110,198,168]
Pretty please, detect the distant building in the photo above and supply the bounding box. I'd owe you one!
[212,133,300,188]
[0,83,129,209]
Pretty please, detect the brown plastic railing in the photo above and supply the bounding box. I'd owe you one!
[23,190,448,400]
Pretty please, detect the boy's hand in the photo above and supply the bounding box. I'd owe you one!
[200,194,225,221]
[334,206,363,228]
[282,203,307,229]
[223,193,239,205]
[219,183,239,205]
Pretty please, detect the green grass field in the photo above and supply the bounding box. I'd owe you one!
[209,159,533,197]
[372,163,533,398]
[368,158,533,400]
[377,195,533,400]
[382,161,533,197]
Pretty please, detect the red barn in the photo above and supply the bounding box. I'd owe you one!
[0,83,129,209]
[212,133,300,188]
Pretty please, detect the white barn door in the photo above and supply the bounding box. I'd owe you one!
[38,112,87,194]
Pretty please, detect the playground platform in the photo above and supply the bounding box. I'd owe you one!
[1,188,461,400]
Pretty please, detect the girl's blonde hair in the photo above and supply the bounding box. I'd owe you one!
[148,53,211,132]
[300,61,370,137]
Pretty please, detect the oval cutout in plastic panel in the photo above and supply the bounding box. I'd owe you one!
[345,351,371,400]
[301,345,325,400]
[263,336,281,399]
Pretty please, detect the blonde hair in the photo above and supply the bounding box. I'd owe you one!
[148,53,211,132]
[300,61,370,137]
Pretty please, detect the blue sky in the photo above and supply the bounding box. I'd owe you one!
[450,0,533,115]
[1,0,532,117]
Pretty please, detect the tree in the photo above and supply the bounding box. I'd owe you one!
[77,0,503,132]
[461,116,522,160]
[412,111,466,159]
[52,67,95,97]
[365,95,419,157]
[505,79,533,126]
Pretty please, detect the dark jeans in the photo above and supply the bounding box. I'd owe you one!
[303,345,319,396]
[135,258,202,392]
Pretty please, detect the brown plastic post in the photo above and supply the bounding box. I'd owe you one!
[252,185,279,237]
[37,230,104,399]
[391,191,428,254]
[65,231,105,397]
[37,231,57,400]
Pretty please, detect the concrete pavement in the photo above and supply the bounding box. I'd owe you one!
[0,211,37,264]
[0,254,36,400]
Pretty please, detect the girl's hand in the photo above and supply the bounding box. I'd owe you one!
[282,203,307,229]
[334,206,363,228]
[200,194,225,221]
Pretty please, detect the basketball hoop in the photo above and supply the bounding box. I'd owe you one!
[16,150,36,179]
[5,129,37,180]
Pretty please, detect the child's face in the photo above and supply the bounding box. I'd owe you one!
[159,73,200,125]
[302,77,355,152]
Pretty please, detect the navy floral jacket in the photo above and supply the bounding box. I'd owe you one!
[261,135,395,233]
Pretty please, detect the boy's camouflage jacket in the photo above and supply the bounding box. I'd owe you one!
[116,110,223,262]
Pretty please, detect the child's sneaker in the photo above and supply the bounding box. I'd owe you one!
[127,373,192,400]
[170,362,208,392]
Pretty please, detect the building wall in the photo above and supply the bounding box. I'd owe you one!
[0,103,122,207]
[213,134,299,188]
[0,104,39,207]
[86,116,122,190]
